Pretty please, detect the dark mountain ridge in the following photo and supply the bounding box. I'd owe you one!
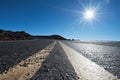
[0,29,67,41]
[34,35,66,40]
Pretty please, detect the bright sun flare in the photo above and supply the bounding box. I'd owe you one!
[77,1,101,26]
[84,9,95,21]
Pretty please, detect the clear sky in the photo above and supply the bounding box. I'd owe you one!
[0,0,120,41]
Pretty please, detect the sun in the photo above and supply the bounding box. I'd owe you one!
[79,6,100,26]
[79,8,97,25]
[84,9,95,21]
[77,1,101,26]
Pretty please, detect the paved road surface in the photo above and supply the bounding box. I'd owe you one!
[62,40,120,79]
[0,40,120,80]
[0,40,53,73]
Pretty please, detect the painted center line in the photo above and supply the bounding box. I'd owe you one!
[0,41,56,80]
[59,41,119,80]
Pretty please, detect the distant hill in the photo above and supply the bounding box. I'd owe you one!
[0,29,34,40]
[34,35,67,40]
[0,29,67,41]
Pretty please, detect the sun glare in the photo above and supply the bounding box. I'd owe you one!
[77,1,101,26]
[84,9,95,21]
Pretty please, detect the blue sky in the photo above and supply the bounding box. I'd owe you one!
[0,0,120,41]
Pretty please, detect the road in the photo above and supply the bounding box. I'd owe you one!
[62,40,120,79]
[0,40,120,80]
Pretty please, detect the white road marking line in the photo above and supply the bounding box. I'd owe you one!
[59,42,119,80]
[0,41,56,80]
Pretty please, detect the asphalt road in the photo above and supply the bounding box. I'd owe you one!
[0,40,120,80]
[62,40,120,79]
[0,40,53,73]
[0,40,79,80]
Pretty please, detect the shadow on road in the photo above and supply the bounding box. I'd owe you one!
[0,40,53,74]
[31,42,79,80]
